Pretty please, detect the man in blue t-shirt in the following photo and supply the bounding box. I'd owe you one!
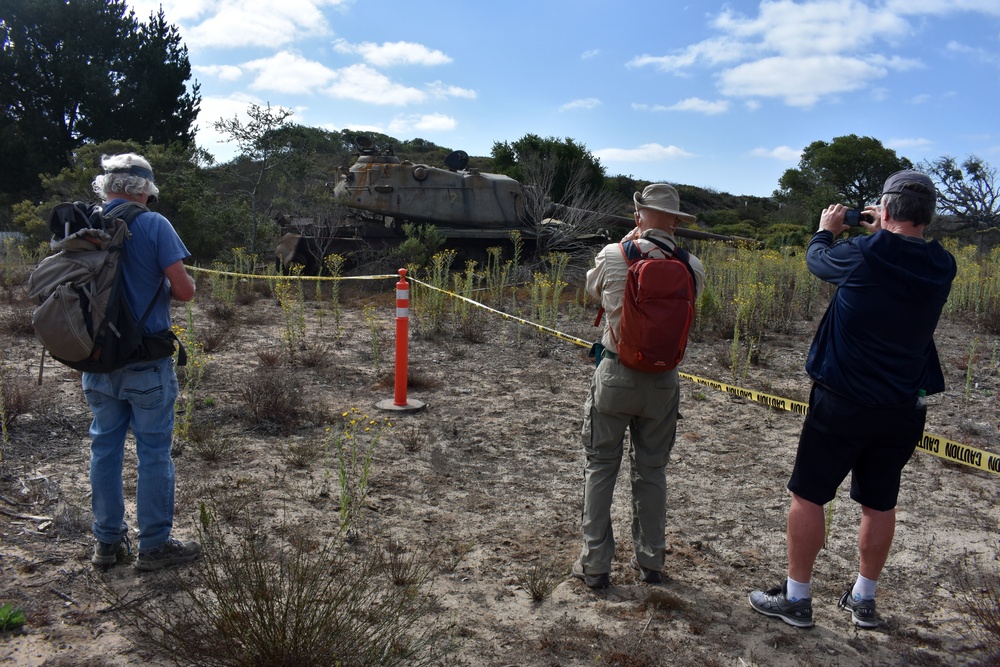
[84,153,201,571]
[749,170,956,629]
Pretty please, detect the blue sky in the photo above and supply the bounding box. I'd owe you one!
[126,0,1000,198]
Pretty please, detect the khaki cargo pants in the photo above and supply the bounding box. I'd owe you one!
[579,353,679,575]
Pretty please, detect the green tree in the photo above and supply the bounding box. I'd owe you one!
[213,103,299,253]
[0,0,200,203]
[490,134,606,204]
[103,8,200,148]
[920,155,999,231]
[775,135,912,224]
[16,140,233,260]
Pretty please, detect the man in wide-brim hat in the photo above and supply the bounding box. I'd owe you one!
[572,183,705,589]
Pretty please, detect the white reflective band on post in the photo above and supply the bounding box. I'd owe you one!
[397,289,407,300]
[396,307,408,317]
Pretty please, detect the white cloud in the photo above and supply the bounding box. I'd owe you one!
[336,122,385,135]
[181,1,342,49]
[594,143,695,162]
[713,1,910,59]
[947,40,1000,66]
[323,64,427,105]
[631,103,672,112]
[887,137,934,151]
[719,55,887,107]
[751,146,802,161]
[193,64,244,81]
[427,81,477,100]
[242,51,337,94]
[886,0,1000,17]
[633,99,730,115]
[560,98,602,112]
[626,1,959,108]
[628,36,748,71]
[388,113,457,134]
[667,98,730,115]
[333,39,452,67]
[581,49,601,59]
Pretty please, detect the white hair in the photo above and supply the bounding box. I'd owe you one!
[91,153,160,201]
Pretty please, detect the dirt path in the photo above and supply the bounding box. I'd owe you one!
[1,282,998,666]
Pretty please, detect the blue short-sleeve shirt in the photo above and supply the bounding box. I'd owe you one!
[106,199,191,334]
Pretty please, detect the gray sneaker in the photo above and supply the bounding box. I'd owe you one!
[92,536,132,568]
[748,582,814,628]
[136,538,201,571]
[839,590,878,628]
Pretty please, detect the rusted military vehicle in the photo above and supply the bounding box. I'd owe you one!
[276,135,753,272]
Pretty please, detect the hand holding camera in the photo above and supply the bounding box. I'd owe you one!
[843,209,874,226]
[819,203,881,234]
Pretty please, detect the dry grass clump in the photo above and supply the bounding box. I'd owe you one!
[296,342,332,369]
[0,303,35,337]
[956,538,1000,664]
[102,505,458,667]
[281,436,323,469]
[0,369,39,430]
[521,561,559,602]
[638,589,690,615]
[199,318,240,353]
[238,367,304,432]
[256,346,283,367]
[185,421,244,462]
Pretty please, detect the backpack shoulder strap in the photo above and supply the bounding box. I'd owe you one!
[104,201,161,326]
[102,201,148,227]
[619,240,645,264]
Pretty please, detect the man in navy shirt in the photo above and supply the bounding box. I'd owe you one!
[749,170,956,629]
[85,153,201,571]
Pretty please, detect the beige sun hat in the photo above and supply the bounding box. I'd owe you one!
[633,183,697,223]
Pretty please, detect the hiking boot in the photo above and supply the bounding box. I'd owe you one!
[748,582,814,628]
[92,535,132,568]
[839,590,878,628]
[135,538,201,571]
[572,559,611,589]
[631,559,663,584]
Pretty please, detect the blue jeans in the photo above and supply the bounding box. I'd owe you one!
[83,356,178,552]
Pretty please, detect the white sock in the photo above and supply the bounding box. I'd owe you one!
[786,576,811,601]
[852,574,877,600]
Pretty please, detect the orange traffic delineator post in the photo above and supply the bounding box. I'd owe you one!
[377,268,426,412]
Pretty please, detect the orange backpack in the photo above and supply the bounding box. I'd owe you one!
[597,238,696,372]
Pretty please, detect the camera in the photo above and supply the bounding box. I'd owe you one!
[844,209,873,226]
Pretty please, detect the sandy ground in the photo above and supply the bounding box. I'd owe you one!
[1,276,999,666]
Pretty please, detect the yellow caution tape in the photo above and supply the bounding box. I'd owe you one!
[187,266,397,281]
[407,277,594,348]
[679,374,809,415]
[183,266,999,476]
[677,374,998,476]
[407,279,997,476]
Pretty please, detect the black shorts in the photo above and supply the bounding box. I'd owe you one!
[787,384,925,512]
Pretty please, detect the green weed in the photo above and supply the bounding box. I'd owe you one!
[0,603,25,631]
[333,408,391,538]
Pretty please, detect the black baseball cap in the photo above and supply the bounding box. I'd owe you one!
[882,170,936,202]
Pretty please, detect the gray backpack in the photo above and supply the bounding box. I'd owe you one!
[27,202,180,373]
